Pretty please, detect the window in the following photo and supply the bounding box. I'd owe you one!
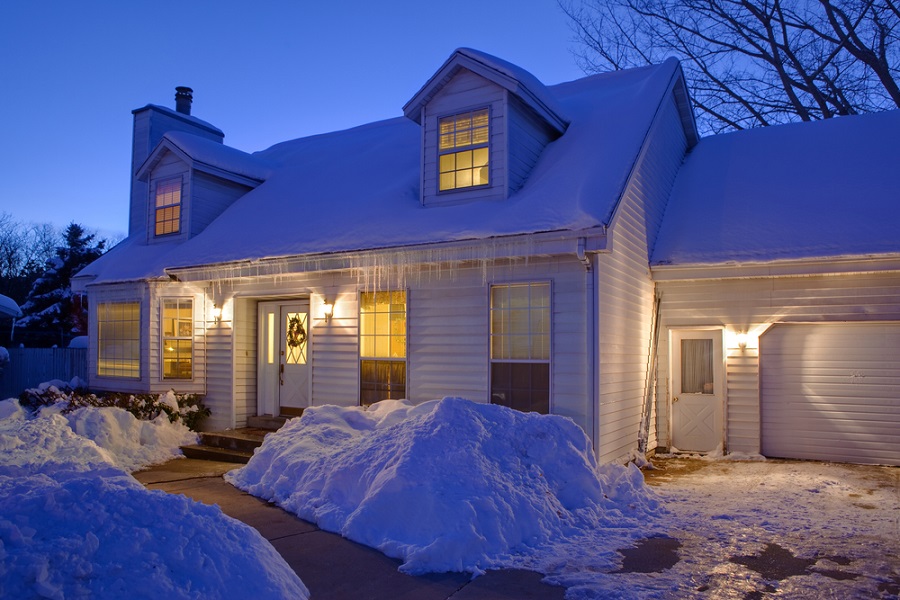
[359,291,406,404]
[97,302,140,378]
[438,108,490,191]
[162,299,192,379]
[490,282,550,413]
[154,177,182,236]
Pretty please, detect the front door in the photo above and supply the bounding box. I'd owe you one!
[258,300,310,416]
[670,329,724,453]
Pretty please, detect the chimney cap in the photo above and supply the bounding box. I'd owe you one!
[174,86,193,115]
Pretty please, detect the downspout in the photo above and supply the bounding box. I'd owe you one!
[576,237,599,454]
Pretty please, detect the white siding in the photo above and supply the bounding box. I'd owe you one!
[147,281,206,396]
[507,95,558,194]
[190,172,252,237]
[596,92,689,464]
[232,297,257,427]
[422,70,507,206]
[654,271,900,456]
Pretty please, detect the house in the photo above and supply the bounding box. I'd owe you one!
[73,49,900,466]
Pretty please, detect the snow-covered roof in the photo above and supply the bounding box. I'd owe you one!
[137,131,274,183]
[78,56,684,285]
[132,103,224,138]
[652,109,900,266]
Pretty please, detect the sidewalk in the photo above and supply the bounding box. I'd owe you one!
[134,459,566,600]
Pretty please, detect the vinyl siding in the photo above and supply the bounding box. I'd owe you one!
[654,271,900,455]
[507,94,558,194]
[190,172,253,237]
[596,91,689,464]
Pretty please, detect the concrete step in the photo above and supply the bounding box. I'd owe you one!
[199,429,267,453]
[247,414,290,430]
[181,444,254,464]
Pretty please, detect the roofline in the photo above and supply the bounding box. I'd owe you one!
[165,227,608,283]
[132,104,224,137]
[135,136,267,187]
[651,253,900,281]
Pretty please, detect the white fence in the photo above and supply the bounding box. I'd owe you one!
[0,348,88,400]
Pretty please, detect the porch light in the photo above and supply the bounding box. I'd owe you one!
[736,332,748,349]
[211,304,222,324]
[322,299,334,323]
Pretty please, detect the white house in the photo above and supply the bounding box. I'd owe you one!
[74,49,899,466]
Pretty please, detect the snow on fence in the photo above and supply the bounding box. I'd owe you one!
[0,347,87,400]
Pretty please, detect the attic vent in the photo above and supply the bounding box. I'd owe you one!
[175,86,193,115]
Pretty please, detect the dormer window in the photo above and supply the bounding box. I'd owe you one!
[154,177,182,236]
[438,108,490,191]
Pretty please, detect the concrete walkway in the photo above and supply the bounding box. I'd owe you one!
[134,459,566,600]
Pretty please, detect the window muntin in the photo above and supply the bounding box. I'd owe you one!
[490,283,550,414]
[438,109,490,191]
[154,177,182,236]
[162,299,192,380]
[359,290,406,404]
[97,302,140,378]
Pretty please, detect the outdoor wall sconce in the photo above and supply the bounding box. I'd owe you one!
[322,299,334,323]
[736,332,748,350]
[211,304,222,324]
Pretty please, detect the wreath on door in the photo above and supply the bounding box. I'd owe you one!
[287,315,307,348]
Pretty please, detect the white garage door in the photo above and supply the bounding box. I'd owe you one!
[760,323,900,466]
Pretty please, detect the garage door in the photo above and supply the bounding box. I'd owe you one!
[760,323,900,466]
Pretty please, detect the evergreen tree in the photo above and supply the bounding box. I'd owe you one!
[17,223,105,347]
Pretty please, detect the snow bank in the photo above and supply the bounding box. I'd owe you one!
[228,397,662,575]
[0,398,309,600]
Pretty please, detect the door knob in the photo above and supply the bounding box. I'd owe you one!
[673,396,679,403]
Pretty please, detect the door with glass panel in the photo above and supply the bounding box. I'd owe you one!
[258,300,310,416]
[670,329,724,452]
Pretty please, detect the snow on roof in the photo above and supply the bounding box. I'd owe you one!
[0,294,22,318]
[82,56,680,284]
[132,103,224,137]
[652,109,900,266]
[160,131,274,182]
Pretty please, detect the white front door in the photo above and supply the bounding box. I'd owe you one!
[258,300,310,416]
[670,329,724,453]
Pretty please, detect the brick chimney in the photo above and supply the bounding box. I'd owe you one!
[175,86,193,115]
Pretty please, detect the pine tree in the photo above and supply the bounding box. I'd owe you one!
[17,223,105,346]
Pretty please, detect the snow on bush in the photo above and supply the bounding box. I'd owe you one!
[0,398,309,600]
[227,397,662,575]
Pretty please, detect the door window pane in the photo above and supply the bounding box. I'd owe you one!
[681,339,714,394]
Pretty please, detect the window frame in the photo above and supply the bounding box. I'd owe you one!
[437,107,491,193]
[489,281,552,414]
[160,298,193,381]
[96,301,141,379]
[153,176,183,237]
[358,290,408,405]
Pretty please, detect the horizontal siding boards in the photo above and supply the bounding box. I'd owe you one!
[203,323,234,431]
[654,271,900,458]
[596,87,688,464]
[760,323,900,465]
[232,297,258,427]
[190,172,252,237]
[507,94,556,194]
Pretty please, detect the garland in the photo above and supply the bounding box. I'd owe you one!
[287,315,307,348]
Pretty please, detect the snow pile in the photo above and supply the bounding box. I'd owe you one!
[227,397,662,575]
[0,398,309,600]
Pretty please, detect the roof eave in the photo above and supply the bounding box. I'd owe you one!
[651,253,900,281]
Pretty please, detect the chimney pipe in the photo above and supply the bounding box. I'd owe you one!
[175,86,193,115]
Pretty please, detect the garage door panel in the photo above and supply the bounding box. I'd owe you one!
[761,323,900,466]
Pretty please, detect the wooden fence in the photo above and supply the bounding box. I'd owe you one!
[0,348,88,400]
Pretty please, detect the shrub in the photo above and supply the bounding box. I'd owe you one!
[19,384,210,432]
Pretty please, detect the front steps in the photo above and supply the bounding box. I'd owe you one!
[181,413,298,464]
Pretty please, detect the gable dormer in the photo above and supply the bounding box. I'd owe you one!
[404,49,569,207]
[136,132,272,244]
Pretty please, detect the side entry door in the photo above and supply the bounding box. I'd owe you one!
[258,300,310,416]
[670,329,724,453]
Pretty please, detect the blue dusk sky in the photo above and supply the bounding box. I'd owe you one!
[0,1,586,239]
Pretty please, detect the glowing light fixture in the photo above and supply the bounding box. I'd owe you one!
[211,304,222,324]
[736,332,748,350]
[322,299,334,323]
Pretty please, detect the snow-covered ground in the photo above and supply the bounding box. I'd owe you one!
[2,391,895,599]
[0,395,309,600]
[229,398,899,599]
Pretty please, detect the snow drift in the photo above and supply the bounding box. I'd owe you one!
[227,397,661,575]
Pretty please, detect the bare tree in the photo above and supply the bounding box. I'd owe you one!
[560,0,900,135]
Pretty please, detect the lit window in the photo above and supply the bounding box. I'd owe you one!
[490,283,550,414]
[162,299,192,379]
[97,302,140,378]
[438,109,490,191]
[359,291,406,404]
[155,178,182,236]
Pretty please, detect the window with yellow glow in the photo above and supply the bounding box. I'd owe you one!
[155,177,182,236]
[162,299,192,379]
[438,109,490,191]
[97,302,140,378]
[359,290,406,404]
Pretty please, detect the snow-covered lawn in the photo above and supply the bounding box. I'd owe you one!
[0,395,309,600]
[2,391,896,599]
